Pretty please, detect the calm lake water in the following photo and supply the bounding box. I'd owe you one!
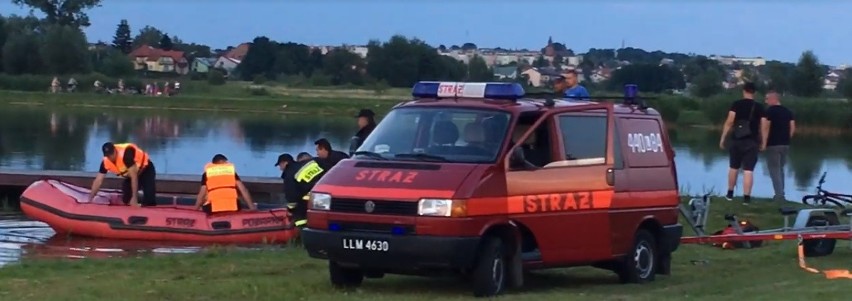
[0,106,850,265]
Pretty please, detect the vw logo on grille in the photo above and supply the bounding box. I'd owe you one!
[364,201,376,213]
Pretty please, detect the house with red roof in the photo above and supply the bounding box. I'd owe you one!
[129,44,190,75]
[223,43,249,61]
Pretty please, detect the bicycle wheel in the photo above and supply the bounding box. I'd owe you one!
[824,197,846,209]
[801,195,820,206]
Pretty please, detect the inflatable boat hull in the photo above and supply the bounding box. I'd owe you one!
[20,180,298,244]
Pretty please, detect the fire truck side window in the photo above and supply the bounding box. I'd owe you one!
[509,113,554,168]
[557,115,607,162]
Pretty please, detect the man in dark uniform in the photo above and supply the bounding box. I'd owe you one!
[349,109,377,155]
[275,153,304,206]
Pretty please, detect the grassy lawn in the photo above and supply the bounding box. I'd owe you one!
[0,197,849,300]
[0,84,405,116]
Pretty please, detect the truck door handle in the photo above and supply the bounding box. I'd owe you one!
[606,168,614,186]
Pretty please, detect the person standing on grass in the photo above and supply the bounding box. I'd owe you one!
[760,91,795,202]
[719,82,765,205]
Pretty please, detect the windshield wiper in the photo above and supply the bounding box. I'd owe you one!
[394,153,448,162]
[353,151,388,160]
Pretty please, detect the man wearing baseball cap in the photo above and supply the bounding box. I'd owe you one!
[349,108,377,155]
[88,142,157,207]
[275,153,301,205]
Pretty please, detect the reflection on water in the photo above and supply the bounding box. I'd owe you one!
[669,127,852,201]
[0,108,355,177]
[0,212,276,266]
[0,107,850,199]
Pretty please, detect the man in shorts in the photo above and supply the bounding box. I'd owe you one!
[719,82,765,204]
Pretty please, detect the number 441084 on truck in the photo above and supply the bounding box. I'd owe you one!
[301,82,683,297]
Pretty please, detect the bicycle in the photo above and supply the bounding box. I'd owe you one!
[801,171,852,208]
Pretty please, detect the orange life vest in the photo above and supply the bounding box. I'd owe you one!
[203,162,239,213]
[102,143,149,177]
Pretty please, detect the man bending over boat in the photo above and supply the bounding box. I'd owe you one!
[89,142,157,207]
[195,154,257,214]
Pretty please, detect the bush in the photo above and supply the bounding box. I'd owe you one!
[207,70,225,86]
[246,85,270,96]
[252,74,268,85]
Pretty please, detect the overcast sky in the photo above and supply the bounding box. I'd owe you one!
[1,0,847,65]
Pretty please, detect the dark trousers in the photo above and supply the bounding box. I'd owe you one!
[291,198,308,221]
[121,162,157,206]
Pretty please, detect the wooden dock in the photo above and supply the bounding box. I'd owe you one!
[0,169,284,204]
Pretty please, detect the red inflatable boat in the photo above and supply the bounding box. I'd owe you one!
[20,179,298,244]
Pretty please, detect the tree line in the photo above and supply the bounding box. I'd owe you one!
[1,0,851,99]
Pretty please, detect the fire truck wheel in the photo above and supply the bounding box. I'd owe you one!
[328,261,364,288]
[471,236,507,297]
[617,229,657,284]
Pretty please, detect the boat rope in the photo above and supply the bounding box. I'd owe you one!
[797,235,852,279]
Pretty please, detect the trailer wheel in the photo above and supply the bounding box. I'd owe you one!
[329,261,364,288]
[803,216,836,257]
[617,229,657,284]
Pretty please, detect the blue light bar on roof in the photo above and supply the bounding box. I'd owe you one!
[411,81,525,100]
[624,84,638,99]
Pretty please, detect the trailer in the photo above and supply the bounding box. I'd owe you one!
[679,194,852,257]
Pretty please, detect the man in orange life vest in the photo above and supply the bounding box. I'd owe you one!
[89,142,157,207]
[195,154,256,214]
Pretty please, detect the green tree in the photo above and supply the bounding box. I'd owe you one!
[838,69,852,100]
[94,48,134,77]
[467,54,493,81]
[682,55,723,82]
[111,19,132,54]
[2,32,42,74]
[790,50,824,97]
[321,49,364,85]
[131,25,163,48]
[533,55,548,68]
[552,54,564,68]
[0,16,6,72]
[237,36,277,81]
[461,42,477,52]
[159,34,173,51]
[40,25,90,74]
[690,68,724,98]
[11,0,101,27]
[363,35,468,87]
[174,42,211,62]
[763,61,794,93]
[606,64,685,93]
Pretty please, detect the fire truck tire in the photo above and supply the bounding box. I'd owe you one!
[803,216,836,257]
[617,229,657,284]
[328,261,364,288]
[472,236,507,297]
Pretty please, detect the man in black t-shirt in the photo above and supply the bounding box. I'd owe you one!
[760,91,795,201]
[719,83,764,204]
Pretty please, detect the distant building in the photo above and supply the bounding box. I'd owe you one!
[710,55,766,67]
[129,44,189,74]
[493,66,517,80]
